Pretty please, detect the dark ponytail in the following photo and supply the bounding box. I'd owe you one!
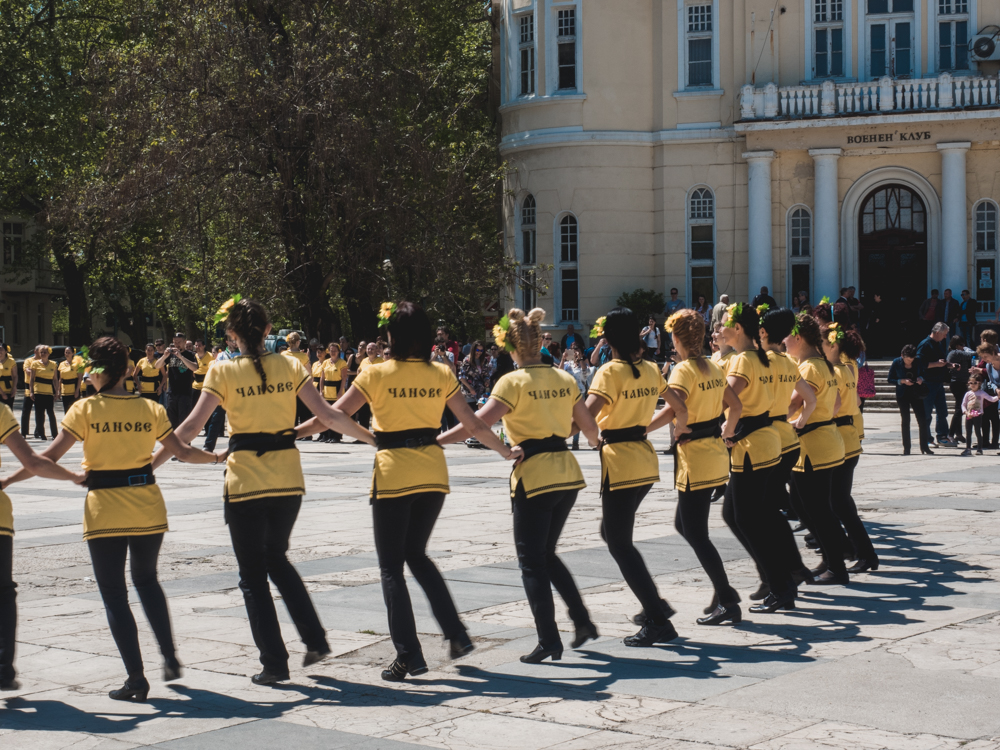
[88,337,130,394]
[731,304,770,368]
[760,307,797,344]
[225,298,270,391]
[603,307,643,379]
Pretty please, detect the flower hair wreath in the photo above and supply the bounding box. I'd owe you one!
[826,321,846,346]
[590,316,606,339]
[756,303,770,316]
[377,301,398,329]
[492,315,515,352]
[76,345,112,375]
[664,310,685,333]
[213,294,243,326]
[723,302,745,329]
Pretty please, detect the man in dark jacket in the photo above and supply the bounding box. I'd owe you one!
[916,322,959,447]
[956,289,978,346]
[939,289,961,327]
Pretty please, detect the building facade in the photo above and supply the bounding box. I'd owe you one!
[498,0,1000,330]
[1,216,65,357]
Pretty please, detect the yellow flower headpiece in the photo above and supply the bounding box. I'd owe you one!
[723,302,745,329]
[213,294,242,326]
[590,316,607,339]
[756,303,770,316]
[377,301,398,329]
[664,310,685,333]
[820,295,831,305]
[492,315,515,352]
[826,321,845,346]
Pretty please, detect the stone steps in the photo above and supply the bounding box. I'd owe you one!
[863,359,960,414]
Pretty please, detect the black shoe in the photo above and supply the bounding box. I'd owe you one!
[251,669,289,685]
[702,592,719,615]
[381,658,428,682]
[903,448,911,455]
[163,657,182,682]
[792,523,807,533]
[109,678,150,702]
[847,557,880,574]
[697,603,742,626]
[624,620,678,647]
[813,570,850,585]
[0,677,20,691]
[303,648,331,668]
[792,567,815,585]
[570,622,599,649]
[805,536,820,550]
[519,644,562,664]
[632,598,676,625]
[448,633,475,660]
[810,560,829,577]
[921,447,935,455]
[749,582,770,601]
[749,590,796,614]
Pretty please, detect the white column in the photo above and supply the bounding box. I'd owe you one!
[938,142,971,296]
[809,148,842,299]
[743,151,775,301]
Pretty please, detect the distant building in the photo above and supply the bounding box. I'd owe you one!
[1,216,66,357]
[498,0,1000,328]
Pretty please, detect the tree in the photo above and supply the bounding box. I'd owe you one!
[616,289,667,319]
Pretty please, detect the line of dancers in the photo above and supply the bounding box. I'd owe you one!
[0,297,874,701]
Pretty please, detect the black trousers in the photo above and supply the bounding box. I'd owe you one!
[982,399,1000,449]
[87,534,176,679]
[320,400,341,442]
[721,469,766,587]
[295,398,312,428]
[204,406,226,451]
[227,495,328,676]
[949,382,967,439]
[897,396,930,452]
[729,454,798,595]
[61,395,77,413]
[675,486,740,606]
[512,485,590,649]
[20,393,33,436]
[765,449,807,576]
[601,482,667,624]
[0,392,15,411]
[791,461,849,575]
[33,394,57,438]
[355,403,372,431]
[966,415,983,450]
[831,456,876,561]
[372,492,465,665]
[0,536,15,682]
[141,392,159,401]
[165,390,193,430]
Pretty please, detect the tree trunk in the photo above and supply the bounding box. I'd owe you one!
[50,234,92,346]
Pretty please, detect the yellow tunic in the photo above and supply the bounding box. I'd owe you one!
[353,359,459,500]
[62,395,173,540]
[588,360,667,491]
[712,349,735,374]
[30,359,58,396]
[358,356,384,372]
[491,365,586,499]
[193,352,214,391]
[792,357,845,472]
[668,358,729,491]
[311,359,325,391]
[834,358,863,460]
[727,351,781,472]
[58,359,81,396]
[282,349,310,370]
[766,350,802,455]
[136,357,163,394]
[0,356,16,397]
[124,360,137,393]
[203,352,310,502]
[0,406,20,536]
[322,358,347,401]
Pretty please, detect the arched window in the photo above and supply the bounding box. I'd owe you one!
[688,188,715,308]
[974,200,999,315]
[520,195,537,310]
[558,214,579,322]
[788,207,812,304]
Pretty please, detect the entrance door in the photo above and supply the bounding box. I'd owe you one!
[858,185,928,342]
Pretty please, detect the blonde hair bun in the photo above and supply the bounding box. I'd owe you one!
[506,307,543,359]
[527,307,546,326]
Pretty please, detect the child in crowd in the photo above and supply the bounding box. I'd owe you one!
[961,370,999,456]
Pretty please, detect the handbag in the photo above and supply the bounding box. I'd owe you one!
[857,365,876,399]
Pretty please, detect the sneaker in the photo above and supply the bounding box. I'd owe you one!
[961,449,972,456]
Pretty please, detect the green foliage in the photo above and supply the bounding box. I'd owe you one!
[615,289,666,319]
[51,307,70,335]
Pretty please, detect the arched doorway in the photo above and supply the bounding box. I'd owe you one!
[858,184,928,320]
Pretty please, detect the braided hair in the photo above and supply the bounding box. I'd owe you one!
[729,304,770,367]
[88,337,130,394]
[668,309,709,374]
[795,313,835,374]
[225,298,270,391]
[603,307,643,379]
[507,307,545,360]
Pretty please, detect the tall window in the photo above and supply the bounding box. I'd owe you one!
[520,196,537,310]
[518,13,536,96]
[688,188,715,306]
[867,0,914,78]
[556,8,577,91]
[977,201,998,253]
[938,0,969,72]
[11,302,19,345]
[686,5,713,87]
[975,201,998,315]
[814,0,844,78]
[559,215,579,322]
[2,222,23,266]
[788,207,813,302]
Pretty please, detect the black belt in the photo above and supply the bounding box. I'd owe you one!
[732,413,772,442]
[229,430,297,457]
[681,416,724,443]
[770,414,787,423]
[194,373,206,383]
[61,376,78,383]
[795,419,834,437]
[834,415,855,427]
[140,375,162,383]
[36,376,53,385]
[518,435,568,461]
[601,425,646,444]
[374,428,439,451]
[312,377,321,384]
[87,464,156,490]
[0,376,10,385]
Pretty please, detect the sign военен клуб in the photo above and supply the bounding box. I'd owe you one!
[846,130,933,145]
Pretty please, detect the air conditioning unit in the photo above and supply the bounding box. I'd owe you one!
[971,28,1000,61]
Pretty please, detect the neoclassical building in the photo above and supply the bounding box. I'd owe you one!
[498,0,1000,329]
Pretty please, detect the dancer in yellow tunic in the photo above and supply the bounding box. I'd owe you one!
[190,340,214,407]
[123,355,137,395]
[0,344,17,410]
[160,299,372,686]
[784,313,850,586]
[28,346,59,439]
[19,347,39,438]
[318,343,347,443]
[58,346,83,412]
[441,307,600,664]
[583,308,678,646]
[822,323,878,574]
[661,310,744,621]
[135,344,165,401]
[0,402,85,691]
[314,302,510,681]
[7,337,220,701]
